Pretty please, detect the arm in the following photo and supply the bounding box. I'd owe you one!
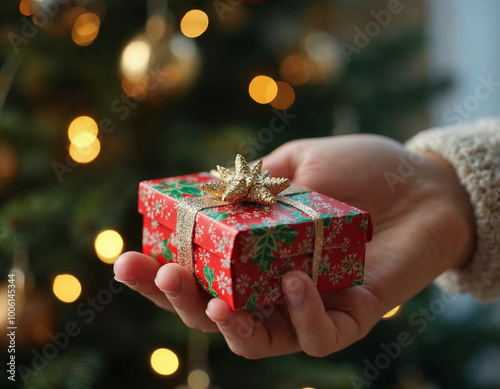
[406,118,500,301]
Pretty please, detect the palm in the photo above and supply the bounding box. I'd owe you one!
[114,135,473,358]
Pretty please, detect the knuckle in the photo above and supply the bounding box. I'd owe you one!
[229,346,262,360]
[295,315,326,335]
[183,321,200,330]
[304,343,335,358]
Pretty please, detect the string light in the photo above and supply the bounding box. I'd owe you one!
[180,10,209,38]
[146,14,168,42]
[270,81,295,110]
[150,348,179,375]
[382,305,401,319]
[69,135,101,164]
[121,78,147,98]
[187,369,210,389]
[94,230,124,264]
[19,0,34,16]
[248,75,278,104]
[72,13,101,46]
[52,274,82,303]
[279,53,313,86]
[68,116,98,142]
[120,39,151,80]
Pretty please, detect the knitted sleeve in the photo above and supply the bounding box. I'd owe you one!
[405,118,500,302]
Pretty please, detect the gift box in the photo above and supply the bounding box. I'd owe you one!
[139,158,372,310]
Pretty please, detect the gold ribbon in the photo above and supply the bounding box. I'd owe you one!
[175,184,324,284]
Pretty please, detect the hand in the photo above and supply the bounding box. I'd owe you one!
[114,134,475,358]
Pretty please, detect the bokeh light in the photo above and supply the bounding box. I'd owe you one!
[382,305,401,319]
[72,13,100,46]
[19,0,34,16]
[270,81,295,110]
[69,135,101,164]
[121,78,146,98]
[94,230,124,264]
[187,369,210,389]
[303,31,342,83]
[52,274,82,303]
[146,14,168,42]
[279,53,313,86]
[0,145,19,180]
[120,39,151,80]
[180,10,209,38]
[150,348,179,375]
[248,75,278,104]
[68,116,98,142]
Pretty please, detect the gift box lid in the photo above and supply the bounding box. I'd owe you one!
[139,172,372,269]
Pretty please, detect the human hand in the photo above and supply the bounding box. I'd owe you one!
[114,134,475,358]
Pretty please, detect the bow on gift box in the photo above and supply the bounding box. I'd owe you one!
[200,154,290,206]
[176,154,324,284]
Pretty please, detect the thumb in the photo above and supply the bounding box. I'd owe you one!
[261,142,300,179]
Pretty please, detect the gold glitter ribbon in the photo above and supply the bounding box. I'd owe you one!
[175,183,324,284]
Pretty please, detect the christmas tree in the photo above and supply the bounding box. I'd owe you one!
[1,1,498,388]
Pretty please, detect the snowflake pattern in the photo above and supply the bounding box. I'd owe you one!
[328,265,345,285]
[140,174,370,309]
[235,274,250,294]
[342,253,363,276]
[215,274,232,295]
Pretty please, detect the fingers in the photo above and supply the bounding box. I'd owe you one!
[205,298,298,359]
[113,252,173,311]
[281,271,340,357]
[261,141,301,179]
[155,263,219,333]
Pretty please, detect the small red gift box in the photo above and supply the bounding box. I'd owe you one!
[139,172,372,310]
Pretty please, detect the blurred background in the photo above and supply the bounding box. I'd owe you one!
[1,0,499,388]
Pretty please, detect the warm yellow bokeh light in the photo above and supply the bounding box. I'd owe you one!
[279,53,313,86]
[72,13,100,46]
[180,10,209,38]
[121,40,151,80]
[248,75,278,104]
[121,78,146,98]
[68,116,98,142]
[382,305,401,319]
[270,81,295,110]
[53,274,82,303]
[94,230,124,264]
[69,136,101,164]
[19,0,34,16]
[146,14,167,42]
[187,369,210,389]
[150,348,179,376]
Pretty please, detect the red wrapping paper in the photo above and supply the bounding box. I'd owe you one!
[139,172,372,310]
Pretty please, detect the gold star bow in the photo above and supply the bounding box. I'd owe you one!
[200,154,290,206]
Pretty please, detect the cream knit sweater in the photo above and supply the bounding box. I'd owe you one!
[406,118,500,302]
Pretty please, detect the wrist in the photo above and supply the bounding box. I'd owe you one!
[423,152,476,269]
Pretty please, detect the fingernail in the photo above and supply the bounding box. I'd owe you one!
[205,310,230,329]
[283,275,306,308]
[114,276,136,287]
[155,267,181,299]
[161,289,179,299]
